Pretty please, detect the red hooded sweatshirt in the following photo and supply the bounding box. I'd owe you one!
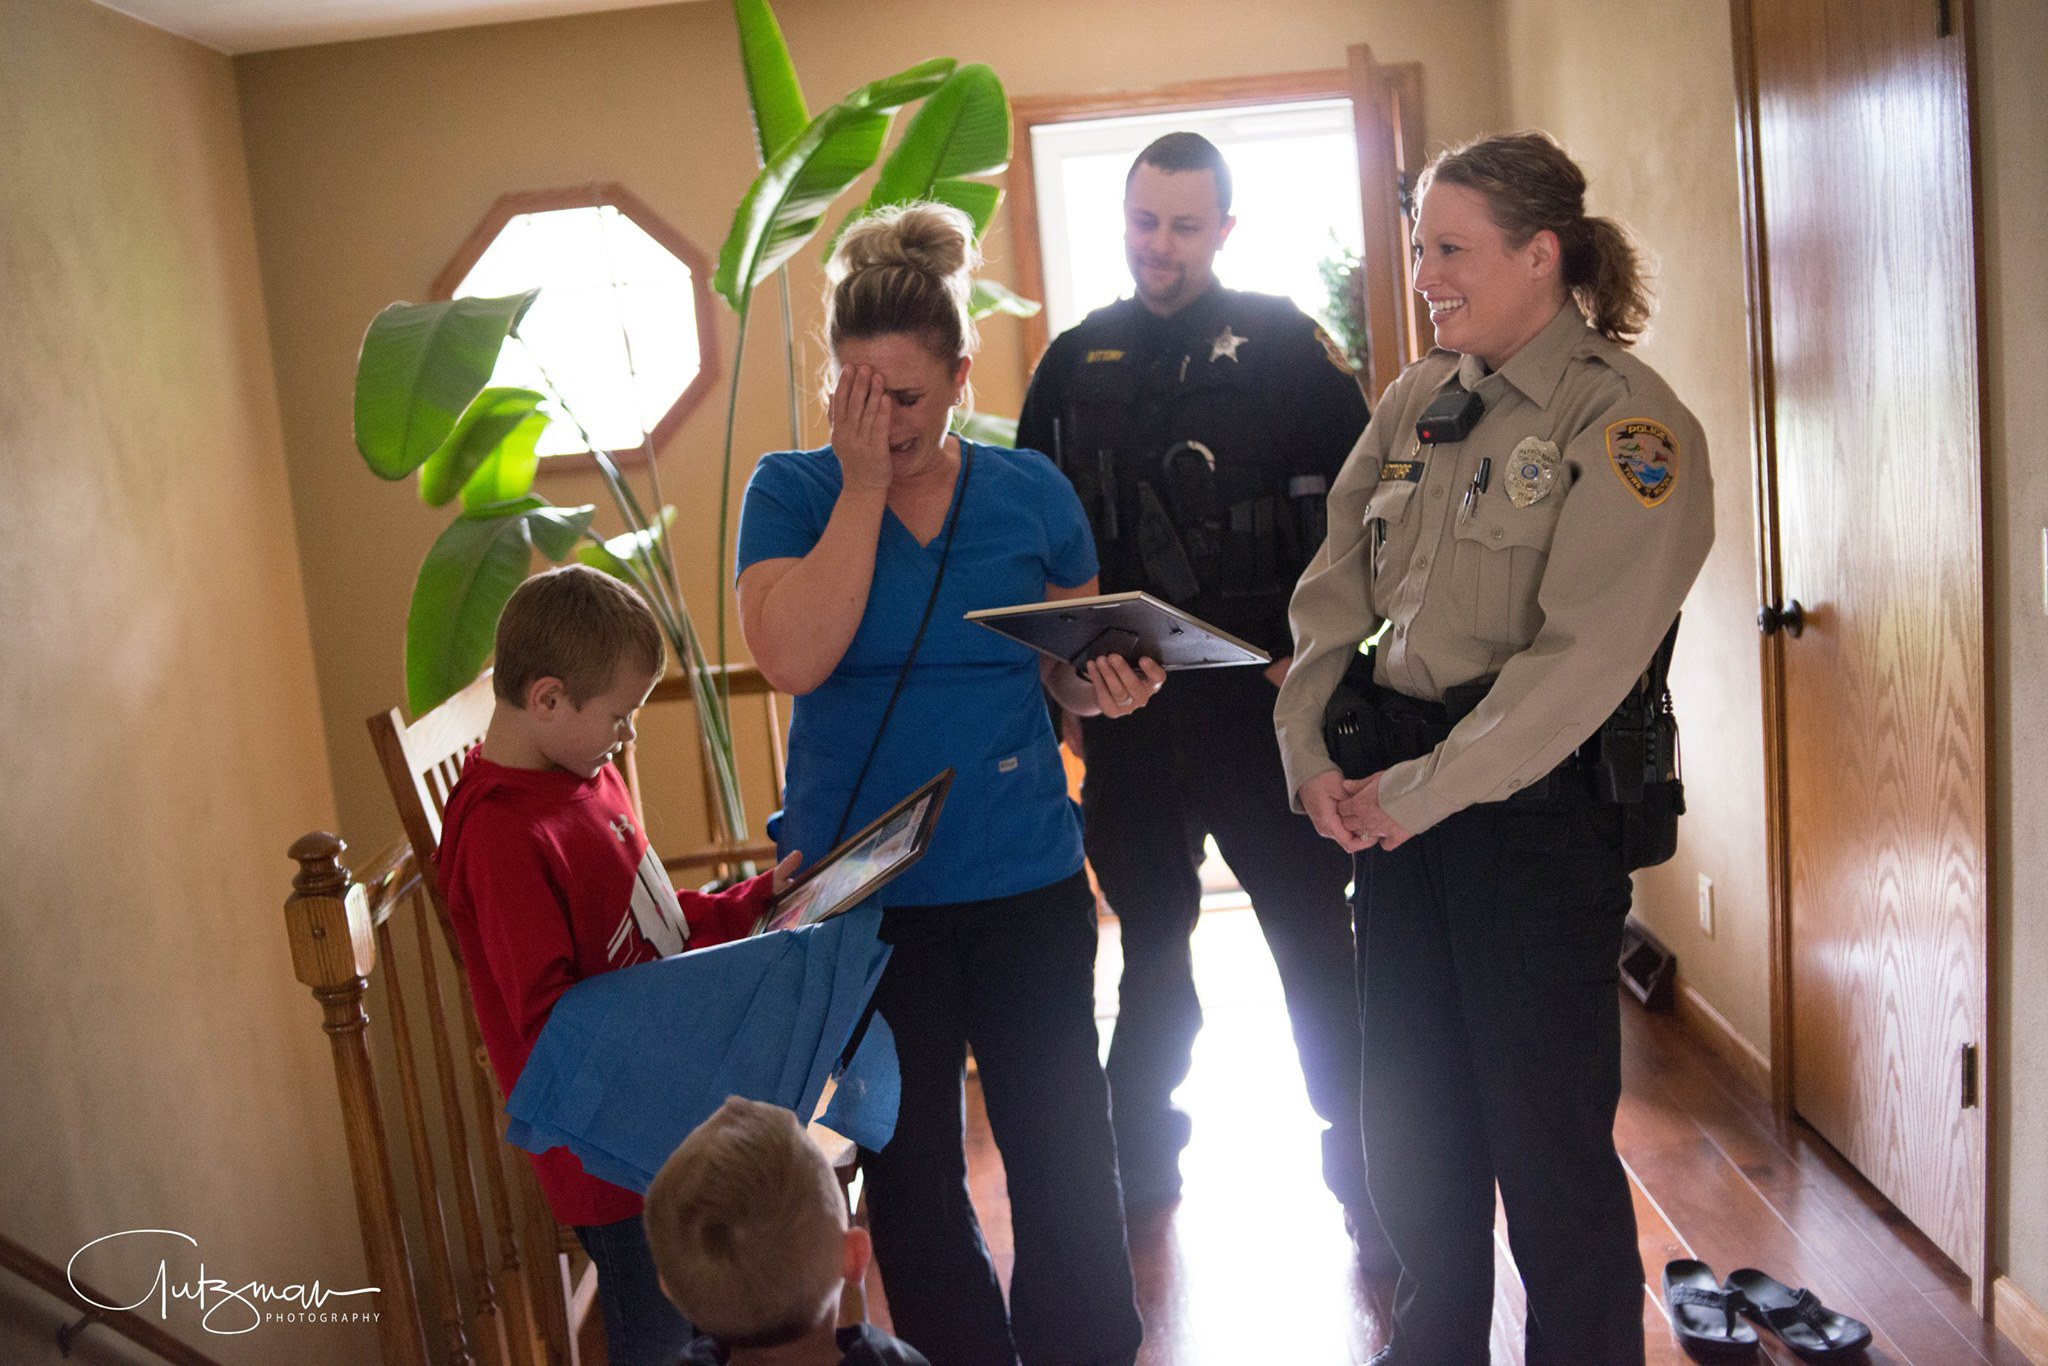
[436,748,771,1225]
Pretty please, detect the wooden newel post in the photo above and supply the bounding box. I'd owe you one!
[286,832,430,1366]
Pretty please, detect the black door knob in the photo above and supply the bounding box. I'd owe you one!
[1758,600,1806,638]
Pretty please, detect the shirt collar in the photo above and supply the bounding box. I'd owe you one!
[1137,279,1227,346]
[1454,303,1591,409]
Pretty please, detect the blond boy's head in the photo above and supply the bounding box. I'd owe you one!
[493,564,664,708]
[646,1097,859,1348]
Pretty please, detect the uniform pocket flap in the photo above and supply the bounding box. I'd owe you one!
[1455,492,1563,553]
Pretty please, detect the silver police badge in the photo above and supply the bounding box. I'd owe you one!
[1504,437,1561,508]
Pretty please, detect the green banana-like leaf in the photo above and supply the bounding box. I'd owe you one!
[415,386,548,507]
[859,63,1009,234]
[731,0,808,165]
[713,57,956,311]
[525,503,594,562]
[951,410,1018,446]
[355,292,539,479]
[403,496,594,714]
[457,405,551,513]
[575,507,679,582]
[928,180,1003,236]
[968,278,1042,320]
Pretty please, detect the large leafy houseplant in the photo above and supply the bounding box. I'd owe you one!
[350,0,1033,852]
[351,290,755,843]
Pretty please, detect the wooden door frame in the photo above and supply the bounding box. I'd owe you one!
[1005,67,1398,382]
[1728,0,1798,1128]
[1728,0,1997,1304]
[1347,45,1430,402]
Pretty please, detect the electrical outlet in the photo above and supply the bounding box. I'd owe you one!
[1698,873,1715,938]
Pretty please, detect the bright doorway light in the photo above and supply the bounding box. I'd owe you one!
[1030,100,1364,338]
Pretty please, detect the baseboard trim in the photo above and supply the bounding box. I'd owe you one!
[1672,978,1772,1097]
[1995,1275,2048,1365]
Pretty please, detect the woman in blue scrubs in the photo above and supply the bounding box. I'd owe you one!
[736,202,1163,1366]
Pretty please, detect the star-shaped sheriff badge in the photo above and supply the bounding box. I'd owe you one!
[1209,326,1247,362]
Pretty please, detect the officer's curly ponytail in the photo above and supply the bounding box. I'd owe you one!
[823,202,980,403]
[1419,132,1652,347]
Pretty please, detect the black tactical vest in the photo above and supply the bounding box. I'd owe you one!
[1053,293,1317,614]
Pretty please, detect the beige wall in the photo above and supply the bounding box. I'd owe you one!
[1977,0,2048,1313]
[232,0,1506,861]
[0,1,370,1362]
[1495,0,1772,1052]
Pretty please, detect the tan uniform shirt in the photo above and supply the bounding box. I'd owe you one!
[1274,304,1715,835]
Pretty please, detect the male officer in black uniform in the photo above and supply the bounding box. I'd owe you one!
[1017,133,1381,1252]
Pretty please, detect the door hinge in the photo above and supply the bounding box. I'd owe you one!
[1960,1042,1979,1109]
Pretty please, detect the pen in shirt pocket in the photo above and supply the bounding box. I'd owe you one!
[1458,457,1493,525]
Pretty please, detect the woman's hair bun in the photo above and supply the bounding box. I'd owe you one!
[828,201,980,290]
[823,200,984,372]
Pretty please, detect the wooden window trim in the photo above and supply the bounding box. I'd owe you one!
[431,182,721,476]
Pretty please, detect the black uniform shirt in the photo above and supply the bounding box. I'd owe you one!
[1017,283,1369,657]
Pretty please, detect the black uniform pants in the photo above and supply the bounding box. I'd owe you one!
[1354,779,1644,1366]
[859,872,1142,1366]
[1079,666,1368,1207]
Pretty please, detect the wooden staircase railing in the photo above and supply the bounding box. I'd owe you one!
[285,831,585,1366]
[0,1229,224,1366]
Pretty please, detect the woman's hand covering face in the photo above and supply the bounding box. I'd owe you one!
[830,363,896,492]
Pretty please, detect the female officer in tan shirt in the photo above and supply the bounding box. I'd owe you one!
[1273,132,1714,1365]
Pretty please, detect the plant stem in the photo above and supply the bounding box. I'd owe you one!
[715,299,753,750]
[779,267,801,448]
[521,330,749,843]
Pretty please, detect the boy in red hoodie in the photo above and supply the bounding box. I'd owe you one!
[438,564,799,1366]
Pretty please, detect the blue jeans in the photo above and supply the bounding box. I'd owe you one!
[574,1215,694,1366]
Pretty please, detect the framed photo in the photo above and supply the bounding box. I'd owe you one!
[964,591,1269,674]
[753,769,955,936]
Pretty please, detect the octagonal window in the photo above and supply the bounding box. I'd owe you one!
[436,185,718,460]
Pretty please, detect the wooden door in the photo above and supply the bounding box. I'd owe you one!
[1347,44,1427,403]
[1737,0,1989,1288]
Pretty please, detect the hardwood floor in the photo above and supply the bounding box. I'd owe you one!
[860,905,2030,1365]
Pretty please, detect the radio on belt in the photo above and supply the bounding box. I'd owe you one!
[1414,385,1486,445]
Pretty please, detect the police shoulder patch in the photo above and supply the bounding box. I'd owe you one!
[1605,418,1681,507]
[1313,324,1357,376]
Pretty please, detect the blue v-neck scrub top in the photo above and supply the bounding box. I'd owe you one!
[737,441,1099,907]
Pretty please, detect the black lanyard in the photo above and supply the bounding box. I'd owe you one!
[830,444,975,846]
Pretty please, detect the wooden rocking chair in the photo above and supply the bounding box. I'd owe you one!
[284,664,853,1366]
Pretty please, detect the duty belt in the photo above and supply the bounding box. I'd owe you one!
[1322,655,1575,801]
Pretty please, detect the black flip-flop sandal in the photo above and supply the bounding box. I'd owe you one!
[1663,1259,1759,1356]
[1723,1268,1873,1360]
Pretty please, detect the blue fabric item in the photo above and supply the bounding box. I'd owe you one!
[736,441,1098,906]
[819,1011,899,1152]
[503,904,896,1192]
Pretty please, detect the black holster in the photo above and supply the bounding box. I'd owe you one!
[1588,617,1686,870]
[1320,618,1687,872]
[1321,650,1494,781]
